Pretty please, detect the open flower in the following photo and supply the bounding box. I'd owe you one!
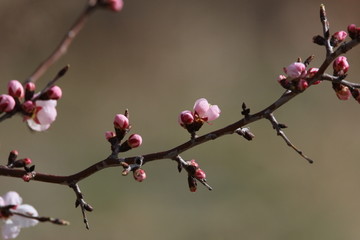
[26,100,57,131]
[0,191,38,239]
[179,98,220,132]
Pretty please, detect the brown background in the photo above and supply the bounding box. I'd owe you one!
[1,0,360,239]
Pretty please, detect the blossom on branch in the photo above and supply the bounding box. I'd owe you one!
[179,98,221,134]
[283,62,307,79]
[0,191,38,239]
[25,100,57,131]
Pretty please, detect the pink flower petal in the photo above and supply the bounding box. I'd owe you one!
[193,98,210,118]
[2,192,22,206]
[205,105,221,121]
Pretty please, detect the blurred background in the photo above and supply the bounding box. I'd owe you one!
[1,0,360,239]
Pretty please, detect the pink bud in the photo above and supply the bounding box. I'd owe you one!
[23,158,32,165]
[25,82,36,92]
[113,114,129,130]
[333,31,347,42]
[178,110,194,126]
[0,94,16,112]
[194,168,206,180]
[284,62,307,79]
[22,174,31,182]
[105,131,116,140]
[22,100,36,113]
[127,134,142,148]
[106,0,124,12]
[335,85,351,100]
[47,85,62,100]
[186,159,199,168]
[347,24,359,39]
[133,168,146,182]
[8,80,24,98]
[306,68,321,85]
[333,56,349,75]
[297,79,308,91]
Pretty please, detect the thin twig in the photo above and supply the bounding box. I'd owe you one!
[69,183,93,229]
[12,211,70,226]
[24,4,96,84]
[266,113,313,164]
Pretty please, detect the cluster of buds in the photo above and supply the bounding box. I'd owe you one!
[332,56,351,101]
[5,150,36,182]
[278,59,322,92]
[178,98,221,136]
[105,112,145,182]
[97,0,124,12]
[184,159,207,192]
[0,79,62,131]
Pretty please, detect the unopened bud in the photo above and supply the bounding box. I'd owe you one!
[0,94,16,113]
[25,82,36,100]
[333,56,349,75]
[187,176,197,192]
[133,168,146,182]
[178,110,194,127]
[113,114,129,130]
[22,101,36,114]
[194,168,206,180]
[47,86,62,100]
[127,134,142,148]
[8,80,24,98]
[7,150,18,166]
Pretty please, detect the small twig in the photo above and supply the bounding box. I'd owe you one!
[69,183,93,229]
[11,211,70,226]
[266,113,313,164]
[24,3,97,84]
[320,4,333,56]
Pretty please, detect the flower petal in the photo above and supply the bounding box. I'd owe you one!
[2,221,21,239]
[193,98,209,118]
[12,204,38,228]
[2,192,22,206]
[205,105,221,121]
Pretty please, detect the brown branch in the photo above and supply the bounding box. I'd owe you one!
[24,2,97,84]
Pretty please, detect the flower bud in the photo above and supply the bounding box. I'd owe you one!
[306,68,321,85]
[133,168,146,182]
[283,62,307,79]
[8,80,24,98]
[331,31,347,47]
[25,82,36,100]
[7,150,18,166]
[186,159,199,168]
[47,86,62,100]
[113,114,129,130]
[333,83,351,100]
[347,24,360,39]
[178,110,194,127]
[297,79,308,91]
[333,56,349,75]
[0,94,16,113]
[194,168,206,180]
[277,75,291,89]
[187,176,197,192]
[22,101,36,114]
[103,0,124,12]
[12,158,32,168]
[105,131,116,140]
[127,134,142,148]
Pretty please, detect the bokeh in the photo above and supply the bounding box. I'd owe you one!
[1,0,360,239]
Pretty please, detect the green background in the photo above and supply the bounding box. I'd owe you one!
[1,0,360,239]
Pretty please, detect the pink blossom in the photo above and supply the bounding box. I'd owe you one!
[347,24,360,39]
[193,98,221,122]
[133,168,146,182]
[0,95,16,113]
[127,134,142,148]
[0,191,38,239]
[283,62,307,79]
[333,56,349,75]
[8,80,24,99]
[47,86,62,100]
[113,114,129,130]
[26,100,57,131]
